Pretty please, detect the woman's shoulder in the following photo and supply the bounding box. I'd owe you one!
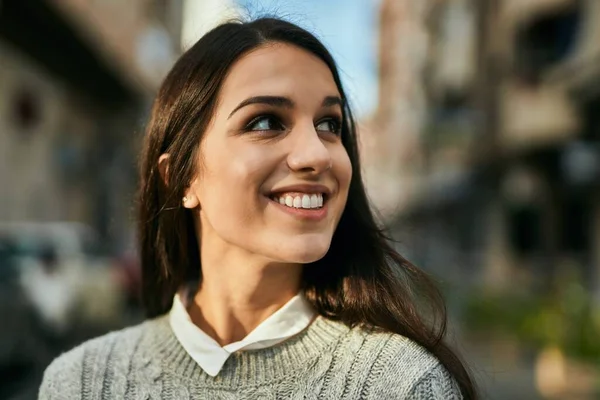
[344,325,463,399]
[345,325,440,372]
[46,316,162,367]
[38,316,168,399]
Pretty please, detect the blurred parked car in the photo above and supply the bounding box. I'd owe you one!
[0,222,130,331]
[0,222,143,399]
[0,233,54,399]
[0,234,20,284]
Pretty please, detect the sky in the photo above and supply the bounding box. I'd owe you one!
[234,0,380,118]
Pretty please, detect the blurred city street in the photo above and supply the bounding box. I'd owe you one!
[1,0,599,399]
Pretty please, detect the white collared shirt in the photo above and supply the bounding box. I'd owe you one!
[168,291,316,377]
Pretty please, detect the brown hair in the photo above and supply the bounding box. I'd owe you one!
[138,17,477,398]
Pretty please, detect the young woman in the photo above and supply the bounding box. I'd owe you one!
[39,17,477,399]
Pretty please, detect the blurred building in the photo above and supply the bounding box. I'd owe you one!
[181,0,238,50]
[362,0,433,218]
[0,0,183,251]
[371,0,600,294]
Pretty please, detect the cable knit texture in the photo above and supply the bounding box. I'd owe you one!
[39,315,462,399]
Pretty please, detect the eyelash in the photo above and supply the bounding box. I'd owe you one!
[243,114,343,136]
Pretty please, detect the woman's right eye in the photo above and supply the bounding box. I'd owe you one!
[245,115,285,132]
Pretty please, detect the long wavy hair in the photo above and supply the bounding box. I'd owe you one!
[138,17,477,398]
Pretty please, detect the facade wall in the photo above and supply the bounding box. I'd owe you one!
[51,0,182,91]
[372,0,600,292]
[0,0,183,250]
[363,0,434,217]
[0,42,72,222]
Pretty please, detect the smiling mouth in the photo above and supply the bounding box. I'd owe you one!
[269,193,327,209]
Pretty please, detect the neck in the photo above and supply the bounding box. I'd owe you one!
[189,255,303,346]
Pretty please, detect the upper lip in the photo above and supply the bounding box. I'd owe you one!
[268,183,333,196]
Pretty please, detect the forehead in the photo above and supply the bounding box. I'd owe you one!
[218,43,340,106]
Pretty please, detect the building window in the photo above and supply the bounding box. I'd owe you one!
[12,87,41,133]
[508,205,542,256]
[515,6,582,83]
[560,196,591,254]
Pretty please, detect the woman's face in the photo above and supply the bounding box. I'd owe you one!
[183,43,352,265]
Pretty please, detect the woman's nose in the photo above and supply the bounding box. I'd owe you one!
[286,125,332,175]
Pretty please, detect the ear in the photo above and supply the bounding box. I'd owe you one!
[160,153,200,209]
[158,153,170,186]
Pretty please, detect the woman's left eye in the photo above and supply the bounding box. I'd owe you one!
[315,118,342,135]
[245,115,285,132]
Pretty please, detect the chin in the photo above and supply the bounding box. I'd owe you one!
[277,234,332,264]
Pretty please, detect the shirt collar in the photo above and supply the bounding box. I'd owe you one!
[169,290,316,377]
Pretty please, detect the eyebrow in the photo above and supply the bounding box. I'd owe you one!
[321,96,344,108]
[227,95,344,119]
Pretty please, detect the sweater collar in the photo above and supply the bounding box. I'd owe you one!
[142,313,350,387]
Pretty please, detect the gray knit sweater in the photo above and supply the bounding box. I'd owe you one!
[39,315,462,399]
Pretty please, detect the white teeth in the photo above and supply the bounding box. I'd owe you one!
[302,195,311,208]
[273,193,325,209]
[293,196,302,208]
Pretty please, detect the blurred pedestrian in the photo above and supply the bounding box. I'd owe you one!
[39,17,477,399]
[20,244,74,335]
